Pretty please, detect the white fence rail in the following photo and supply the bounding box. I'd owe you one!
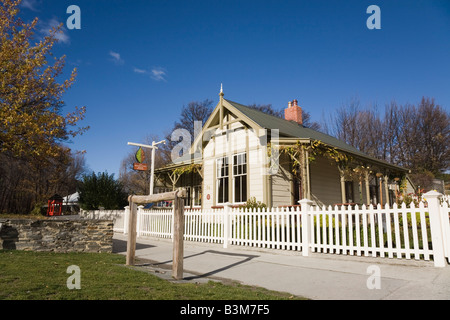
[116,191,450,267]
[308,202,432,259]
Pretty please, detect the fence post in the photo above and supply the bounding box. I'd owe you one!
[424,191,447,267]
[137,205,144,237]
[299,199,313,257]
[222,203,231,249]
[123,206,130,235]
[440,202,450,263]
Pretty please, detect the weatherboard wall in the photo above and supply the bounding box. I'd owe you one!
[201,123,266,208]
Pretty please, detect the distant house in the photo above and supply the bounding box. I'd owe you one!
[155,89,413,209]
[43,192,79,215]
[62,192,80,213]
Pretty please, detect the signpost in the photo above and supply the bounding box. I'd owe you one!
[127,140,165,195]
[126,140,186,279]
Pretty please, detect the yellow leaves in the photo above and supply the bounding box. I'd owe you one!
[172,164,202,176]
[0,0,89,162]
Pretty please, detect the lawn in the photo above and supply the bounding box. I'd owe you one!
[0,250,304,300]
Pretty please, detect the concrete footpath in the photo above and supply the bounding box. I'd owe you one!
[113,233,450,300]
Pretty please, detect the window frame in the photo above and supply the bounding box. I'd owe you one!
[232,152,247,204]
[216,156,229,204]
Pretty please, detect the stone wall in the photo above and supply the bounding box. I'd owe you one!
[0,218,114,253]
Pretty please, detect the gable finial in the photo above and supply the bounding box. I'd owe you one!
[219,83,224,97]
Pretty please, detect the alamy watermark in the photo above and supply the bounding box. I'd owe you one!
[170,121,280,176]
[66,5,81,30]
[64,5,381,32]
[66,265,81,290]
[366,5,381,30]
[366,265,381,290]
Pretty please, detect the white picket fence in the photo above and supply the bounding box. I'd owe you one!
[120,191,450,267]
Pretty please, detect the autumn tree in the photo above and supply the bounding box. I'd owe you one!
[0,0,88,213]
[0,0,87,160]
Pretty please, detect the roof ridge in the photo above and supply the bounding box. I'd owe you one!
[224,98,291,123]
[224,98,371,157]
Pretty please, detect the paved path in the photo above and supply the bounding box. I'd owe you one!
[113,233,450,300]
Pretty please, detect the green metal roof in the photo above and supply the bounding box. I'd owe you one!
[226,99,362,153]
[225,99,407,171]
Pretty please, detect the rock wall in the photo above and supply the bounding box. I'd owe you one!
[0,218,113,253]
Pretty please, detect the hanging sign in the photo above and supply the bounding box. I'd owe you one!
[133,163,148,171]
[134,147,147,171]
[135,147,145,163]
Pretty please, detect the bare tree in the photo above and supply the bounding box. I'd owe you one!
[0,150,87,214]
[410,98,449,173]
[325,96,450,184]
[329,98,383,157]
[119,134,167,195]
[159,99,214,162]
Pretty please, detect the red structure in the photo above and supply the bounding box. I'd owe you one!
[47,194,63,216]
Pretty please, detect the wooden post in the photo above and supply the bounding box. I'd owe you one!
[172,192,185,280]
[305,150,311,200]
[378,176,383,206]
[365,171,371,206]
[125,189,186,269]
[384,175,389,206]
[301,148,308,200]
[126,199,137,266]
[339,170,346,204]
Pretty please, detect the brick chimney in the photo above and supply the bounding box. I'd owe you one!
[284,99,303,125]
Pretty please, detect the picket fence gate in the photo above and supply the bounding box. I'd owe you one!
[123,191,450,267]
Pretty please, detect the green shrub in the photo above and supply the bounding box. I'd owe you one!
[241,197,267,210]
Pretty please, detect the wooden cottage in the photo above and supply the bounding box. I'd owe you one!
[155,89,413,209]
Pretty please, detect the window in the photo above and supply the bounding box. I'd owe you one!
[217,157,229,203]
[193,185,202,206]
[233,153,247,203]
[345,181,354,203]
[184,186,191,207]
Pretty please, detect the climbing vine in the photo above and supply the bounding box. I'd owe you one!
[171,164,202,176]
[279,140,353,175]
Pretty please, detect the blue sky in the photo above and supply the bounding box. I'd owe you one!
[19,0,450,177]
